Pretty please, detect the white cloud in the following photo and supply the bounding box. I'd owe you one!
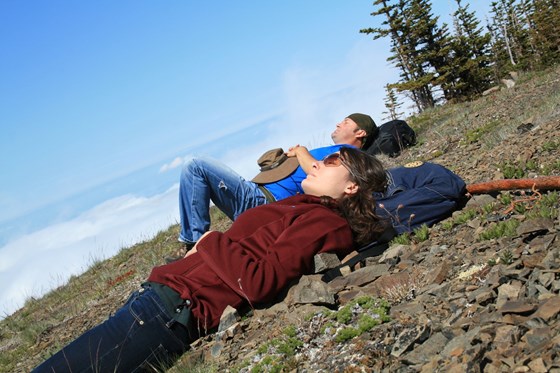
[159,156,185,173]
[253,39,397,154]
[0,185,180,319]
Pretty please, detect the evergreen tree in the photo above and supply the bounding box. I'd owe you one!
[528,0,560,66]
[403,0,452,103]
[362,0,423,112]
[489,0,518,72]
[442,0,493,101]
[487,2,510,79]
[381,83,405,121]
[488,0,560,74]
[361,0,450,112]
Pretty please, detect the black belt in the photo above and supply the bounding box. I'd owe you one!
[258,186,276,203]
[142,282,192,327]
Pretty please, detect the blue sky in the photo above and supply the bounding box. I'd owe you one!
[0,1,490,317]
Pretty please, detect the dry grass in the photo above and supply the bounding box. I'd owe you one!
[404,65,560,164]
[381,269,426,304]
[0,211,231,372]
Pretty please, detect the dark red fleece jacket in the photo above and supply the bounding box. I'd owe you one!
[148,194,354,331]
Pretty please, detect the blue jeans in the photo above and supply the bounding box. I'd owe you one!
[33,288,192,373]
[178,156,268,243]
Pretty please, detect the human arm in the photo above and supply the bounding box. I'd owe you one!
[286,145,316,174]
[184,231,214,258]
[196,209,353,304]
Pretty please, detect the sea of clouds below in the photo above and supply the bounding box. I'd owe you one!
[0,185,181,318]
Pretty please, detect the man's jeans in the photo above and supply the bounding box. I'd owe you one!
[33,288,191,372]
[179,156,268,244]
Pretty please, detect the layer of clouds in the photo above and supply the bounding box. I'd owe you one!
[0,185,180,318]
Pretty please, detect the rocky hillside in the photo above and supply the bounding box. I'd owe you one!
[1,65,559,372]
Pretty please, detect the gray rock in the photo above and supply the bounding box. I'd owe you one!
[313,252,341,273]
[482,86,501,96]
[391,318,431,357]
[502,78,516,88]
[401,332,450,365]
[328,263,390,290]
[516,218,555,236]
[466,194,496,209]
[217,305,240,333]
[522,327,552,348]
[285,275,336,306]
[379,244,408,262]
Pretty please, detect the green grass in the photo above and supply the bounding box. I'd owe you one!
[479,220,521,241]
[413,224,430,242]
[500,161,526,179]
[498,250,515,265]
[391,233,411,245]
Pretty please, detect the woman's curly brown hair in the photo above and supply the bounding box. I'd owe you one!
[320,147,388,247]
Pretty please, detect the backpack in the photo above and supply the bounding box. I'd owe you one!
[375,162,467,234]
[367,120,417,157]
[321,162,466,282]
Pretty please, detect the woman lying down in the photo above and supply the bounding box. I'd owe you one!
[33,147,388,373]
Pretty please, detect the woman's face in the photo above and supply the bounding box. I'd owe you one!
[301,153,358,199]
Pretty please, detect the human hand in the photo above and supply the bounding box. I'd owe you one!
[286,145,307,157]
[186,231,214,257]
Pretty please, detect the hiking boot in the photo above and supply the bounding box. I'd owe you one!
[164,242,195,264]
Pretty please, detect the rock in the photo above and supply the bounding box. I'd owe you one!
[285,275,336,306]
[521,327,552,349]
[527,358,548,373]
[517,122,534,134]
[328,263,390,290]
[516,218,555,236]
[475,289,496,306]
[466,194,496,209]
[424,259,450,284]
[502,78,516,88]
[402,332,450,365]
[440,326,482,358]
[391,317,431,357]
[313,252,341,273]
[217,305,240,333]
[499,300,537,315]
[379,244,408,262]
[531,296,560,321]
[390,300,426,320]
[482,86,501,96]
[364,271,413,299]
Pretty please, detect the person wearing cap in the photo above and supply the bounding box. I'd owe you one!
[175,113,378,257]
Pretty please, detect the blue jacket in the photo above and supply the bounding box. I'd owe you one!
[374,162,466,234]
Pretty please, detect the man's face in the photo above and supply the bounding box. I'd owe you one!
[331,117,362,146]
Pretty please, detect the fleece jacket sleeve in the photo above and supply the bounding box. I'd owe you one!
[197,210,352,305]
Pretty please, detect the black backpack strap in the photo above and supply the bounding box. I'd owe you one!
[321,227,397,283]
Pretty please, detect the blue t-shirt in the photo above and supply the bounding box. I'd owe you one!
[264,144,349,201]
